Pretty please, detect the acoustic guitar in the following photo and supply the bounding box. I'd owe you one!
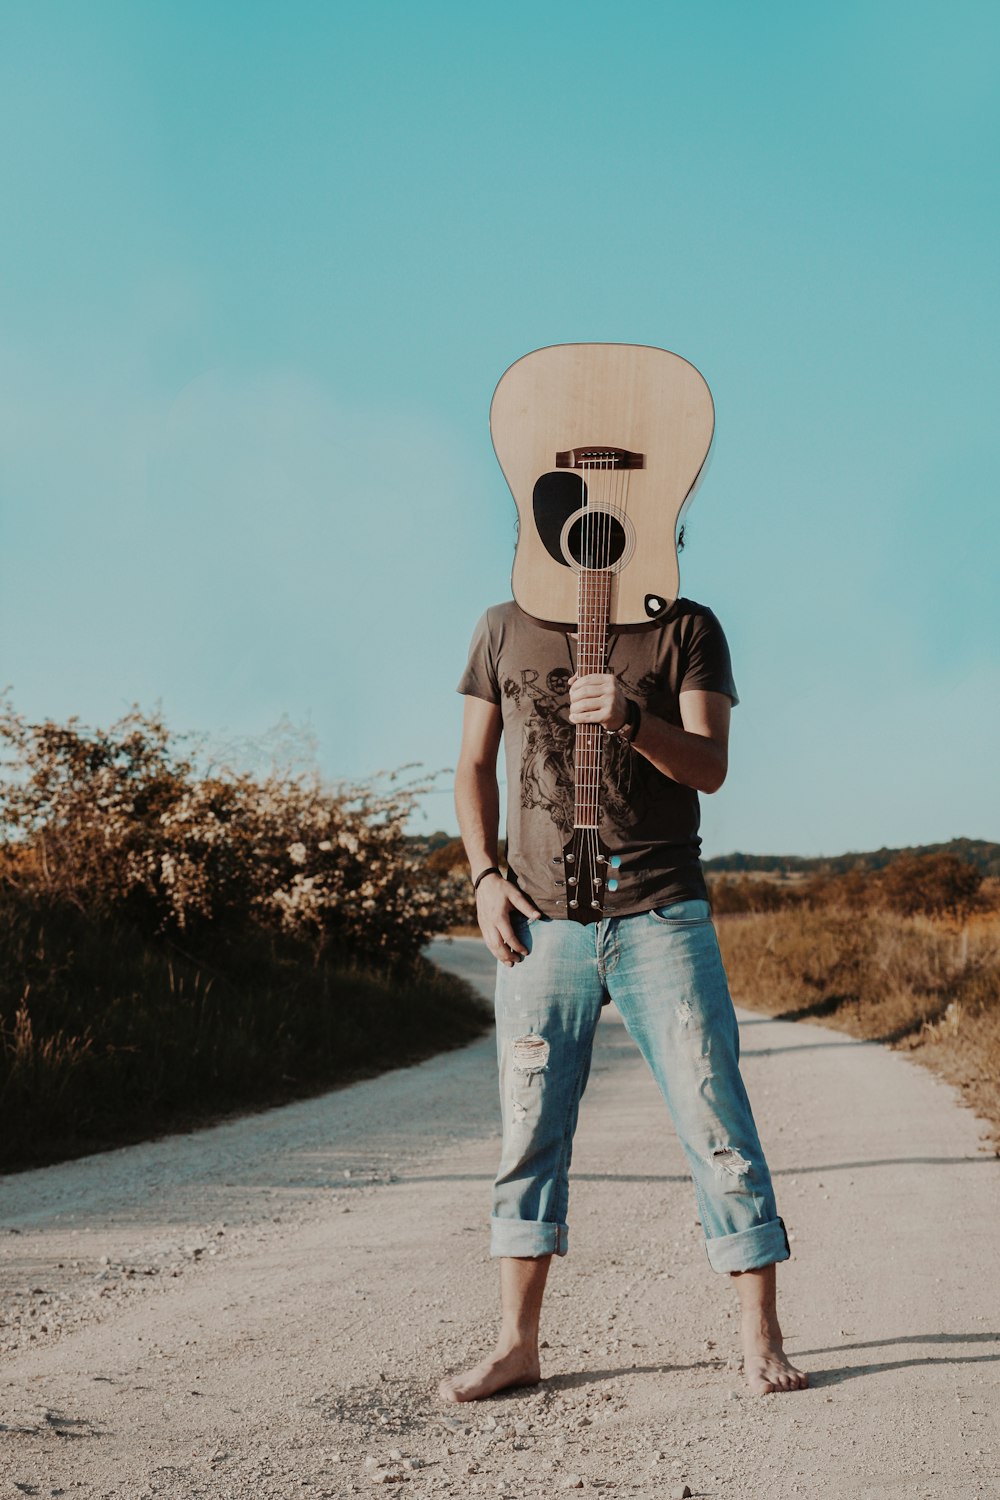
[489,342,714,924]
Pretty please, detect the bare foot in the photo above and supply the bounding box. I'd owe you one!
[741,1321,809,1395]
[438,1345,541,1403]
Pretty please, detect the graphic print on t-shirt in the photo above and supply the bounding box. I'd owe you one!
[501,663,652,837]
[456,600,737,914]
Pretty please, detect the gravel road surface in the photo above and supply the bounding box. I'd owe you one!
[2,936,997,1499]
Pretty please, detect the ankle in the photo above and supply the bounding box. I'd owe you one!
[496,1327,539,1357]
[741,1314,782,1341]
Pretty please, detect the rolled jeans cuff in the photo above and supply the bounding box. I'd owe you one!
[704,1215,791,1273]
[490,1216,569,1259]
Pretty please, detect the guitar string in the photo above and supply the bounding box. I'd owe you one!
[581,456,590,894]
[581,463,588,882]
[600,461,614,899]
[590,455,635,900]
[595,461,609,902]
[588,456,606,901]
[589,464,601,894]
[595,456,609,896]
[602,456,614,896]
[580,457,590,894]
[578,458,591,901]
[584,459,595,893]
[587,459,597,895]
[595,458,604,901]
[594,456,623,902]
[573,453,629,906]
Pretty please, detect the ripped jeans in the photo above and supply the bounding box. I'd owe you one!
[491,899,790,1274]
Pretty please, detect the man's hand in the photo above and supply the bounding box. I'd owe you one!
[568,672,627,732]
[476,874,541,966]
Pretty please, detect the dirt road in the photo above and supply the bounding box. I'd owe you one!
[2,937,998,1499]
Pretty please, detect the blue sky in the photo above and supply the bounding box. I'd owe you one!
[1,1,997,857]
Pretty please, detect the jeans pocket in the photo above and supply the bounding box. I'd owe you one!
[512,909,547,929]
[648,898,712,926]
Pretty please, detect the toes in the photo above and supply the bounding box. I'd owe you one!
[748,1375,777,1395]
[439,1375,473,1403]
[774,1366,808,1392]
[747,1360,809,1395]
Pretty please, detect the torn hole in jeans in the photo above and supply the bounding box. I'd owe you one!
[512,1033,549,1075]
[510,1034,549,1125]
[712,1146,751,1178]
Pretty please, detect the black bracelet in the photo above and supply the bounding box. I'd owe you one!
[473,865,503,894]
[614,698,641,743]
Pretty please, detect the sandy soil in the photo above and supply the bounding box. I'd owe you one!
[2,936,998,1499]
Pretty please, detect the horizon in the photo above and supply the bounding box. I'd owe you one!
[416,826,997,864]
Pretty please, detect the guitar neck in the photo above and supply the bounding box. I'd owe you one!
[574,567,611,830]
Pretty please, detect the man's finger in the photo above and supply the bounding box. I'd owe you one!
[482,927,515,965]
[571,690,612,710]
[497,920,528,957]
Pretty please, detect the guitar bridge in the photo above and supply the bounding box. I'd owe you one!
[555,445,645,470]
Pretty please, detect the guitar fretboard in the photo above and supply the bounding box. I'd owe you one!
[574,567,612,829]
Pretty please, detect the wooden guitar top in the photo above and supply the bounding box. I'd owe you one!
[490,342,715,627]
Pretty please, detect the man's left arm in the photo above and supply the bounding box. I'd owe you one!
[568,675,731,794]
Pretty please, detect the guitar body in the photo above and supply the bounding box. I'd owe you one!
[490,343,715,628]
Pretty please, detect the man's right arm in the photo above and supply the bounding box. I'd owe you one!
[455,695,541,966]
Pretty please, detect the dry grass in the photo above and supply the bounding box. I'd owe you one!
[717,906,1000,1152]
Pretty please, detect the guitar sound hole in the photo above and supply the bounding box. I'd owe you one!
[564,514,628,570]
[532,472,635,573]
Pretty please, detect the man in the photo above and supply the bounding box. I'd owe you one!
[438,597,807,1400]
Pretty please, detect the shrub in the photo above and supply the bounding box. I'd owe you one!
[0,695,468,966]
[0,696,488,1168]
[0,891,489,1171]
[874,852,983,920]
[708,874,804,915]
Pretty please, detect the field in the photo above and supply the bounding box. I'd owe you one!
[715,904,1000,1152]
[3,696,996,1173]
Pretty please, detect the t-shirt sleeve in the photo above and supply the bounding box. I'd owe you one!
[679,608,740,706]
[456,609,501,704]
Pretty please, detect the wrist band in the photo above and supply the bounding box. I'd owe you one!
[614,698,641,743]
[473,865,503,894]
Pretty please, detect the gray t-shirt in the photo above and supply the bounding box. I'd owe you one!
[457,598,738,917]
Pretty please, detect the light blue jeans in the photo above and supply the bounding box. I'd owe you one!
[491,899,790,1273]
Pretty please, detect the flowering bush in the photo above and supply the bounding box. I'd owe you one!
[0,696,467,965]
